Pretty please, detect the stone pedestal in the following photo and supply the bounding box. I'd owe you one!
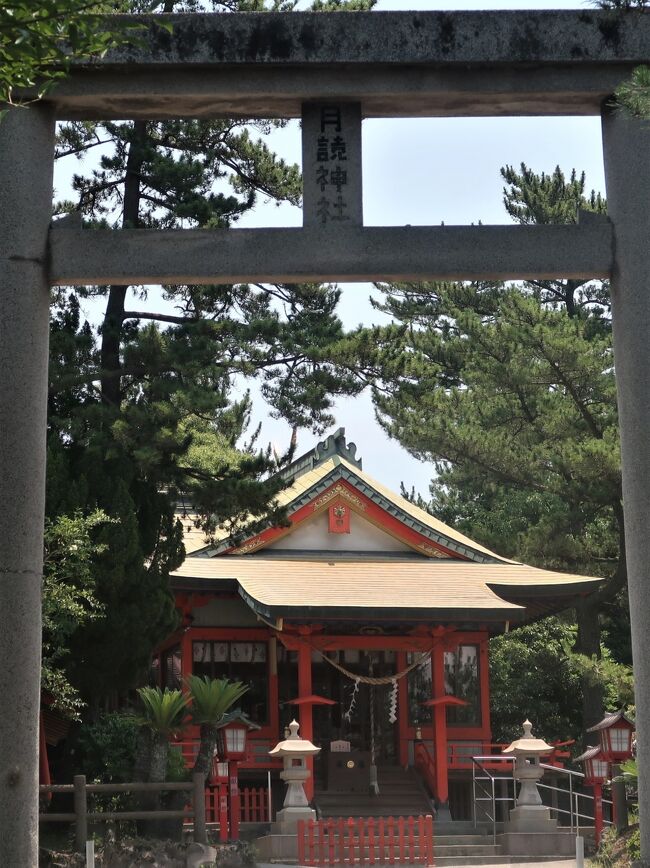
[273,805,317,835]
[506,803,559,833]
[499,829,577,857]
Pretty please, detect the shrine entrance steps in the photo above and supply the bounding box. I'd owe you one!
[314,766,433,819]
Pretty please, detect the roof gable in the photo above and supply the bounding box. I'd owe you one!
[189,429,511,563]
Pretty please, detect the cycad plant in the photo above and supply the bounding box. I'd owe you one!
[136,686,190,783]
[187,676,249,780]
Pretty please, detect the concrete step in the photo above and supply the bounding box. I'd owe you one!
[434,858,564,867]
[435,844,503,857]
[435,835,495,845]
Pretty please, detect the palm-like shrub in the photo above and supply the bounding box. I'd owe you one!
[187,676,248,780]
[136,686,189,782]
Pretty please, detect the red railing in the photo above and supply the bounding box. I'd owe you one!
[298,816,434,866]
[174,737,281,770]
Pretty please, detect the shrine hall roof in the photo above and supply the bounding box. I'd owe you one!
[173,428,602,627]
[180,428,511,563]
[170,554,600,625]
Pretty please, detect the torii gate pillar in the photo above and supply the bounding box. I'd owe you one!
[0,104,55,866]
[602,105,650,867]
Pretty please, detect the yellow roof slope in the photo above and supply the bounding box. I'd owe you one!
[171,555,600,615]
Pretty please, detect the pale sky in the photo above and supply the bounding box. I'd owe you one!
[241,0,607,494]
[54,0,608,498]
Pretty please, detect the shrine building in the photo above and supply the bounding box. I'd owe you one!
[155,429,600,820]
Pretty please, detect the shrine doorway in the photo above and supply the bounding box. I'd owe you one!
[311,650,398,765]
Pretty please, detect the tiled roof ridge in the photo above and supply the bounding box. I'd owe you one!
[276,426,362,483]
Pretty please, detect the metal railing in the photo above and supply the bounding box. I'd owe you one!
[539,763,614,836]
[471,755,516,843]
[471,756,615,843]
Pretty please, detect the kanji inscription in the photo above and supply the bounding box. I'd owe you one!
[302,102,362,228]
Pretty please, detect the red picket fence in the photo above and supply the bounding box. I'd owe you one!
[204,785,269,824]
[297,816,434,866]
[241,786,270,822]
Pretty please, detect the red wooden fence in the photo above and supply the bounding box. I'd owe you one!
[241,786,269,822]
[297,816,434,866]
[204,785,269,825]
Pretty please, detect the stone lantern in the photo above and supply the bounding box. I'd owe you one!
[502,719,555,832]
[268,719,321,833]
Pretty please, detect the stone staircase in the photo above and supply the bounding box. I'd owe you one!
[313,766,582,866]
[314,764,433,819]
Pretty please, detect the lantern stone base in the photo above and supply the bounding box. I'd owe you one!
[499,829,578,857]
[256,805,318,860]
[255,832,299,862]
[506,804,559,833]
[274,805,317,835]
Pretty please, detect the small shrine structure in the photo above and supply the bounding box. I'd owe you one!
[155,429,600,819]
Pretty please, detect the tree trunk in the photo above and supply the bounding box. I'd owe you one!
[149,732,168,784]
[100,120,147,409]
[193,723,218,782]
[139,732,169,839]
[575,597,605,745]
[133,728,152,783]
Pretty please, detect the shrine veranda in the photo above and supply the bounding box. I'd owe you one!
[2,9,650,864]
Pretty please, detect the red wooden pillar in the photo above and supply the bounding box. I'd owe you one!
[229,762,241,840]
[298,641,315,801]
[269,636,280,739]
[218,781,229,842]
[593,782,604,847]
[396,651,409,767]
[432,642,451,818]
[180,629,192,682]
[479,639,490,743]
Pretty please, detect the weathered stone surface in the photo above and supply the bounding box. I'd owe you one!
[97,11,650,66]
[0,103,55,868]
[31,11,650,120]
[602,105,650,868]
[49,222,613,287]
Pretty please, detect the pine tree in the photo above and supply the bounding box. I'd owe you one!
[48,0,375,706]
[367,165,626,738]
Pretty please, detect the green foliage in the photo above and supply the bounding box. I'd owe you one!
[136,686,189,736]
[593,824,641,867]
[489,619,584,743]
[47,0,370,703]
[76,711,140,782]
[0,2,139,106]
[187,676,249,725]
[42,509,112,716]
[567,651,634,711]
[618,757,638,784]
[366,164,627,736]
[614,65,650,118]
[210,839,259,867]
[46,0,371,708]
[311,0,376,9]
[595,0,649,7]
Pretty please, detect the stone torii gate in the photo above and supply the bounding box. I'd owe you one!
[1,9,650,864]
